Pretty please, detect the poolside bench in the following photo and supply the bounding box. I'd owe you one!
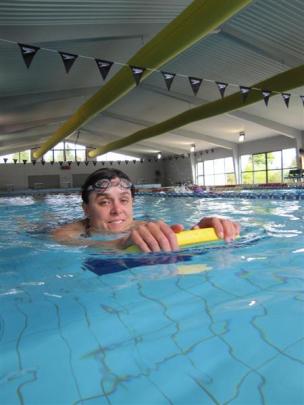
[285,169,304,182]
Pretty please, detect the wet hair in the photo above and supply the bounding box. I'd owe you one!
[81,168,135,203]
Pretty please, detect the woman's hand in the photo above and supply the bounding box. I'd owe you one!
[193,217,240,242]
[120,220,183,252]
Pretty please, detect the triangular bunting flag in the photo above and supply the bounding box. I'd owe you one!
[18,43,40,68]
[216,82,228,98]
[300,95,304,106]
[59,52,78,73]
[240,86,251,103]
[281,93,291,108]
[95,59,113,80]
[188,77,203,96]
[262,90,271,106]
[161,71,176,91]
[130,65,145,86]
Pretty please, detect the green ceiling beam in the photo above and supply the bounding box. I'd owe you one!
[33,0,252,159]
[88,64,304,157]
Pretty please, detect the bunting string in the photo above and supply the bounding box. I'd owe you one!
[1,148,216,166]
[1,38,303,107]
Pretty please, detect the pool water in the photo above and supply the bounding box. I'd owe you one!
[0,194,304,404]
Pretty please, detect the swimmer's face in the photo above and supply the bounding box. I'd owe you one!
[83,177,133,233]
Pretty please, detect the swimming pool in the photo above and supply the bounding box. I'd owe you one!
[1,194,303,404]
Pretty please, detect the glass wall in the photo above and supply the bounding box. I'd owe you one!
[1,143,140,163]
[96,152,140,162]
[0,150,31,163]
[42,142,87,162]
[40,142,139,162]
[196,157,235,186]
[241,148,297,184]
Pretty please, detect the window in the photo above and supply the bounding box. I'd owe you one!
[241,148,297,184]
[283,148,297,168]
[267,151,282,183]
[196,162,204,185]
[54,150,64,162]
[0,150,31,163]
[41,141,87,162]
[282,148,297,180]
[195,157,235,186]
[96,152,140,162]
[2,143,139,164]
[43,150,54,162]
[252,153,266,184]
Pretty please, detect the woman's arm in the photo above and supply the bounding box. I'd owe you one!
[51,217,240,252]
[51,221,120,250]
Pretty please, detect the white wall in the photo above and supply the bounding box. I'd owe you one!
[162,156,193,186]
[0,160,165,191]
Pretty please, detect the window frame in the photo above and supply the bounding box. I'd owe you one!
[241,148,297,184]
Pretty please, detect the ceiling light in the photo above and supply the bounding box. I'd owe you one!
[190,144,196,153]
[157,152,162,159]
[239,131,245,142]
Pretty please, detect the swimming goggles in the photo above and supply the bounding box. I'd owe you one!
[86,178,133,193]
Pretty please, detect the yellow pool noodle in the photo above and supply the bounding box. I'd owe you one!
[126,227,219,252]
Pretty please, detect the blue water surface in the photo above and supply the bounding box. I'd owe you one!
[0,194,303,405]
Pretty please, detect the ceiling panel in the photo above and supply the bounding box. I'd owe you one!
[0,0,303,157]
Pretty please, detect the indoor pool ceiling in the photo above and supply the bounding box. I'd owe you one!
[0,0,303,157]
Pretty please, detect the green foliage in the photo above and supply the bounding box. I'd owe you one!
[226,173,236,185]
[12,150,30,162]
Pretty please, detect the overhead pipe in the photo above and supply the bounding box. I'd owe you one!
[33,0,252,159]
[88,64,304,157]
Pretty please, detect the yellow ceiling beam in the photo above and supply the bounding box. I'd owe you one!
[33,0,252,159]
[88,64,304,157]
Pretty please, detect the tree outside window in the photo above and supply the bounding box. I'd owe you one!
[241,148,297,184]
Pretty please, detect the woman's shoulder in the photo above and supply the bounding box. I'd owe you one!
[51,220,86,241]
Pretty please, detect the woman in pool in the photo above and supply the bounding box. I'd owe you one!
[52,168,240,252]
